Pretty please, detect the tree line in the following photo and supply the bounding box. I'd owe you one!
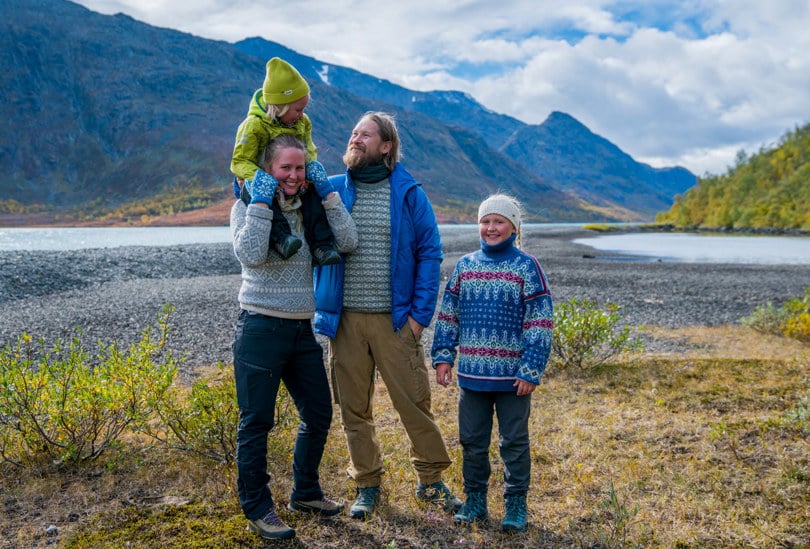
[656,121,810,231]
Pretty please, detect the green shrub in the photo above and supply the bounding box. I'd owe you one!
[551,298,643,370]
[0,306,178,468]
[0,301,301,471]
[783,390,810,428]
[742,286,810,343]
[149,362,239,464]
[146,361,300,466]
[784,312,810,343]
[740,302,790,335]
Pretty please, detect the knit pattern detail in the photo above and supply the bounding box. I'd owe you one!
[431,245,553,391]
[231,195,356,318]
[343,179,392,312]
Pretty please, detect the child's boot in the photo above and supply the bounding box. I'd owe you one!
[501,493,528,533]
[453,490,488,525]
[275,235,303,259]
[313,246,341,266]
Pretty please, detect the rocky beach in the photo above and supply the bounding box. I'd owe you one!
[1,226,809,373]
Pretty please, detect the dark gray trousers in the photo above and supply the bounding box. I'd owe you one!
[458,387,531,496]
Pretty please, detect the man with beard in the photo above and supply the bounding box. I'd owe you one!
[314,111,461,519]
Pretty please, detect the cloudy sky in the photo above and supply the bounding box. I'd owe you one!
[74,0,810,176]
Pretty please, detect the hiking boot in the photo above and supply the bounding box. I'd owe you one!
[454,491,488,525]
[501,494,528,533]
[313,246,341,266]
[246,507,295,540]
[349,486,380,519]
[288,495,345,517]
[415,481,463,512]
[274,235,302,259]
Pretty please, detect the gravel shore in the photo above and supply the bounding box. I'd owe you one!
[2,226,808,373]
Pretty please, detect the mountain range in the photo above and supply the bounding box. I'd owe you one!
[0,0,697,224]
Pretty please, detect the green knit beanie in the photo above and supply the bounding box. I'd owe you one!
[262,57,310,106]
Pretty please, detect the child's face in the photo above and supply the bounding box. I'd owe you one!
[479,213,515,245]
[268,147,306,196]
[278,95,309,126]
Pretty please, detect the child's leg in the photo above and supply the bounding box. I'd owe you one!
[458,388,495,494]
[299,191,340,265]
[494,393,531,494]
[269,200,302,259]
[495,393,531,532]
[454,388,492,524]
[269,199,289,244]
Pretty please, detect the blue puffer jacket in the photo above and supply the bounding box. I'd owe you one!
[313,163,443,338]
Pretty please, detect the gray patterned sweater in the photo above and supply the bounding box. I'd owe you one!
[230,193,357,318]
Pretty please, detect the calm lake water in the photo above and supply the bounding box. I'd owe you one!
[1,225,809,265]
[0,226,232,251]
[574,232,810,265]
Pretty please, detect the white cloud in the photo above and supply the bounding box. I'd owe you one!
[73,0,810,176]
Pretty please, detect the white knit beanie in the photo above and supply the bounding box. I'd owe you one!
[478,194,522,247]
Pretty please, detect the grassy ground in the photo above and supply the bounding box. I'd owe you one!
[2,326,808,548]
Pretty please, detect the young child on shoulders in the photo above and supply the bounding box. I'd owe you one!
[431,193,554,533]
[231,57,340,266]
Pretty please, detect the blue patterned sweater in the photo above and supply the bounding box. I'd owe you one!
[431,235,553,391]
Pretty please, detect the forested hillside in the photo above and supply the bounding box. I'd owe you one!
[656,122,810,231]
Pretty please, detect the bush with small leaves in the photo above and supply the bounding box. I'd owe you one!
[148,362,239,464]
[742,286,810,343]
[146,362,300,465]
[551,297,643,370]
[740,302,790,336]
[0,305,179,468]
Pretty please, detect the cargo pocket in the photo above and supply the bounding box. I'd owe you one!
[402,323,431,405]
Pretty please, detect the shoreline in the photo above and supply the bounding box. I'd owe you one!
[2,226,809,373]
[2,203,809,236]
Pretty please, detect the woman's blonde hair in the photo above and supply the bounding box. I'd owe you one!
[261,134,306,171]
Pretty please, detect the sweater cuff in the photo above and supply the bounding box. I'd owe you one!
[247,203,273,220]
[322,192,342,209]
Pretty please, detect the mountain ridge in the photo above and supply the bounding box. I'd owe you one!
[0,0,696,225]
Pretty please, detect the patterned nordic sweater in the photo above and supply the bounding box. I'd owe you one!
[431,235,553,391]
[230,192,357,318]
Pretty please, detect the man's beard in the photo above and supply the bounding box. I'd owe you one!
[344,147,384,170]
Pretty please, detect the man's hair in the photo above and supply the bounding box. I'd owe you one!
[261,134,306,170]
[362,111,401,171]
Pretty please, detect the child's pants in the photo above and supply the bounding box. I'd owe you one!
[457,387,532,496]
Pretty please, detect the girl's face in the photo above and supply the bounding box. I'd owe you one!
[479,213,515,245]
[278,95,309,126]
[269,147,306,196]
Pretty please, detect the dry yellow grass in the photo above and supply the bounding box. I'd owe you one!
[2,325,808,548]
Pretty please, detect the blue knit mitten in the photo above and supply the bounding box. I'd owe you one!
[245,169,278,205]
[232,176,241,199]
[306,161,334,198]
